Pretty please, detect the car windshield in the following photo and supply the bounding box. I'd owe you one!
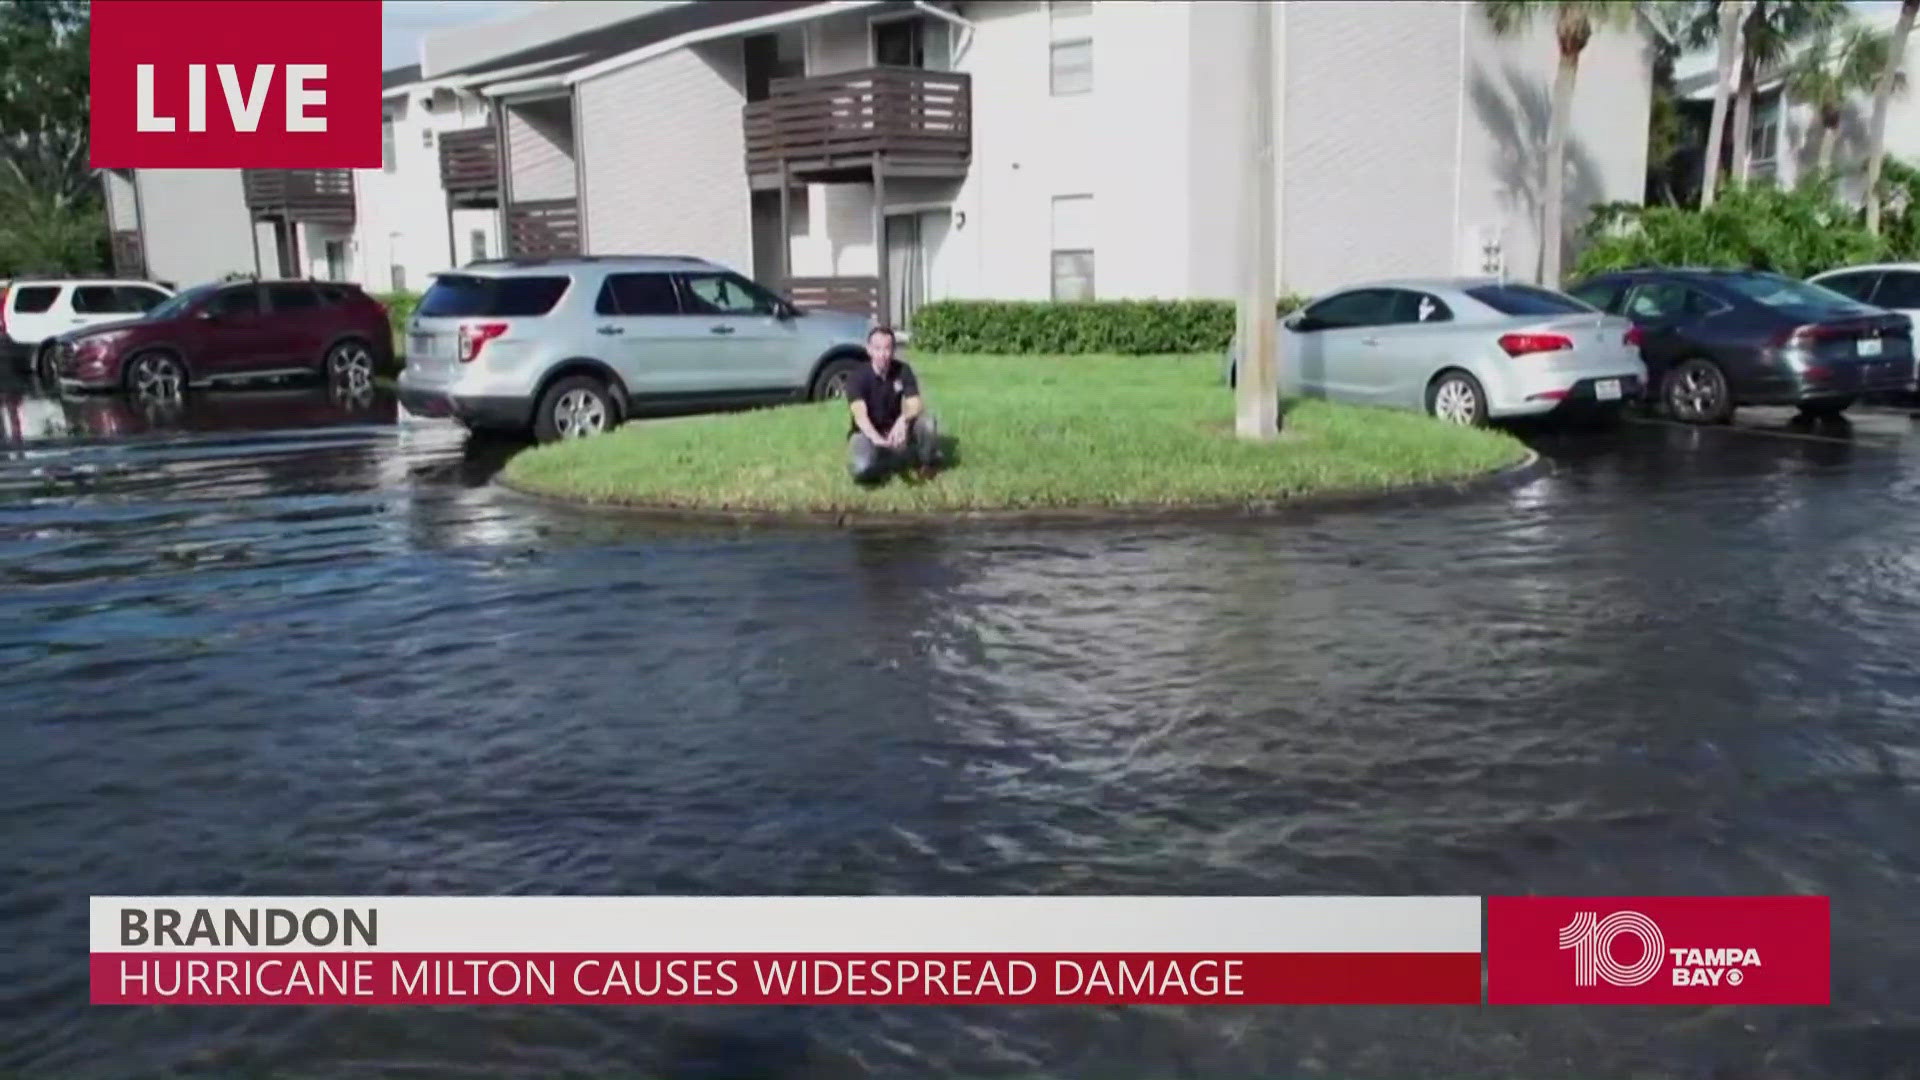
[1715,274,1868,311]
[145,284,215,320]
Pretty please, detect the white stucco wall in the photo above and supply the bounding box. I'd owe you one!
[577,41,753,272]
[352,90,495,294]
[130,169,258,287]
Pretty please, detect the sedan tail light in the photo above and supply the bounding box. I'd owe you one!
[1497,332,1574,357]
[457,322,509,362]
[1773,323,1848,346]
[1624,325,1643,348]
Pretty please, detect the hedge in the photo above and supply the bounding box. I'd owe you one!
[907,297,1309,355]
[373,290,421,364]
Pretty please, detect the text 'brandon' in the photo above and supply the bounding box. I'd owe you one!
[121,907,377,948]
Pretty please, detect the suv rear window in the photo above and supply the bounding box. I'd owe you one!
[1466,283,1594,316]
[9,285,61,313]
[418,274,570,317]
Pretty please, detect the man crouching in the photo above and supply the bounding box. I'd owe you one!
[846,325,940,483]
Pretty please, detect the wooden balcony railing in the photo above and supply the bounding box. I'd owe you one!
[242,169,356,225]
[110,230,147,279]
[504,199,580,259]
[439,127,500,201]
[744,67,970,181]
[786,276,880,320]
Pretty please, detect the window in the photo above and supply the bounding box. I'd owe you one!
[1815,271,1882,303]
[266,283,322,311]
[1465,283,1594,316]
[1298,289,1399,329]
[595,273,682,316]
[422,128,435,148]
[1566,279,1623,313]
[316,284,351,305]
[1050,194,1094,301]
[324,240,347,282]
[1623,282,1720,321]
[1870,270,1920,309]
[677,272,775,316]
[382,117,396,172]
[116,286,170,313]
[470,230,488,263]
[1388,290,1453,324]
[9,285,61,313]
[148,284,217,320]
[207,286,261,317]
[1050,0,1092,95]
[416,274,571,317]
[1749,98,1781,177]
[72,286,135,314]
[1713,272,1863,311]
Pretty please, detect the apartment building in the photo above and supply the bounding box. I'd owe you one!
[107,0,1658,328]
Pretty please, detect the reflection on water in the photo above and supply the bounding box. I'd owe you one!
[0,377,389,445]
[1,387,1919,1078]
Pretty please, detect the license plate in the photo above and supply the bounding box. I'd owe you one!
[1595,379,1622,401]
[1859,337,1883,357]
[410,333,440,360]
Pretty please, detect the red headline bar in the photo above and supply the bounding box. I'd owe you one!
[91,952,1482,1006]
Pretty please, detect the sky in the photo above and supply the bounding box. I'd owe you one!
[382,0,546,71]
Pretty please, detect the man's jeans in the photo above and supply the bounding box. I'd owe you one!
[848,415,940,481]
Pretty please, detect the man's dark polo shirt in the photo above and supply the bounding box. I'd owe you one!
[845,359,920,435]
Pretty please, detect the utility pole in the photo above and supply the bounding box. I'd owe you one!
[1235,0,1280,441]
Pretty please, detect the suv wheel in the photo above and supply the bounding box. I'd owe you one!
[323,339,376,384]
[34,343,59,386]
[533,375,615,443]
[125,352,186,399]
[811,357,863,401]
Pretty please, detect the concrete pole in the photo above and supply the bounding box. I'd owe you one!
[1235,0,1280,441]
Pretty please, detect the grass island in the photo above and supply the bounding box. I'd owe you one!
[497,354,1532,519]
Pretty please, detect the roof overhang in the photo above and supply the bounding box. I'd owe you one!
[563,0,889,87]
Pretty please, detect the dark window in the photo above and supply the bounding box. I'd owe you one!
[315,284,351,304]
[417,274,571,317]
[1871,270,1920,309]
[207,286,261,317]
[1388,290,1453,324]
[596,273,682,316]
[1566,280,1622,313]
[117,286,170,312]
[1465,283,1594,316]
[1300,289,1399,329]
[266,283,322,311]
[1817,271,1882,303]
[677,272,775,316]
[10,285,60,313]
[1623,281,1721,321]
[72,286,134,314]
[1714,272,1863,310]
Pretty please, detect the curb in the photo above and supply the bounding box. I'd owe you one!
[489,450,1549,531]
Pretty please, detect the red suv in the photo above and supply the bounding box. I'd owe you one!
[51,278,393,395]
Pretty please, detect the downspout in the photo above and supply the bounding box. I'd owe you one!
[1273,0,1287,292]
[1451,2,1467,274]
[130,170,153,278]
[572,83,589,255]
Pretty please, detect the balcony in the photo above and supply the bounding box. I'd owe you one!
[242,169,355,225]
[785,276,880,320]
[439,127,500,206]
[109,230,147,279]
[504,199,580,259]
[744,67,971,187]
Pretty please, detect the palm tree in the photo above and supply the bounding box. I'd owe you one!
[1865,0,1920,234]
[1689,1,1848,184]
[1480,0,1642,288]
[1788,24,1901,177]
[1700,0,1747,206]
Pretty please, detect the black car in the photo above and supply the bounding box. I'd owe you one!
[1564,268,1917,423]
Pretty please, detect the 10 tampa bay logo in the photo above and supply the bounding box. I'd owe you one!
[1559,910,1763,988]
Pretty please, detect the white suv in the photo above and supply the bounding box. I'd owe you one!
[2,278,176,379]
[397,256,875,442]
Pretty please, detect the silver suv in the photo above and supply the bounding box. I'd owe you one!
[397,255,875,441]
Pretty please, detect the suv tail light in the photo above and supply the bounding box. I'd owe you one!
[457,322,508,362]
[1624,325,1643,348]
[0,286,9,334]
[1498,332,1574,357]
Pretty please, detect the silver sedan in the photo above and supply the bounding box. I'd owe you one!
[1227,278,1650,424]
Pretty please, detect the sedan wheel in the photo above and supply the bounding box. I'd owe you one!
[1663,359,1731,424]
[127,353,185,399]
[1427,372,1486,425]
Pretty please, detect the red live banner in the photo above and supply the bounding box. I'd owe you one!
[91,952,1483,1006]
[1485,896,1830,1005]
[89,0,383,168]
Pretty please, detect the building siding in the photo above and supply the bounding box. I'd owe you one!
[507,100,578,203]
[130,170,258,287]
[105,171,139,233]
[578,42,752,272]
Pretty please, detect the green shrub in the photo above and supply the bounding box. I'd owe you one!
[1573,179,1885,280]
[908,296,1310,354]
[374,290,420,363]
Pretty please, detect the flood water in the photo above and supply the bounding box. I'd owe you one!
[3,374,1919,1079]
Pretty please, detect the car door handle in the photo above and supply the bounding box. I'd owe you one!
[597,325,624,336]
[710,325,735,335]
[1360,336,1380,346]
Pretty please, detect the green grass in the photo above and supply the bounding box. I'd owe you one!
[498,354,1531,516]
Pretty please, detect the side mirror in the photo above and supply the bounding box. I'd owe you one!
[193,308,216,321]
[1285,314,1316,332]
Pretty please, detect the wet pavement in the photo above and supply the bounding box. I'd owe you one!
[3,371,1919,1079]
